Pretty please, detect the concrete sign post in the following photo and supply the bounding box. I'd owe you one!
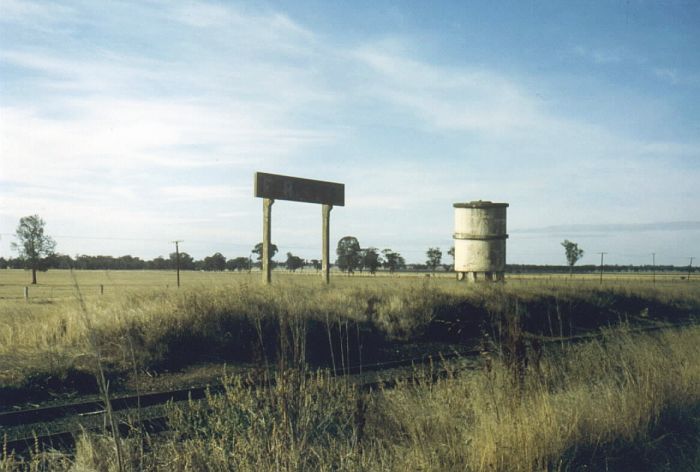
[262,198,274,285]
[255,172,344,285]
[321,204,332,284]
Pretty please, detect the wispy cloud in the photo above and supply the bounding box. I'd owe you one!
[157,185,247,202]
[653,67,679,85]
[513,221,700,235]
[351,46,547,136]
[0,0,75,25]
[572,46,624,64]
[169,2,315,45]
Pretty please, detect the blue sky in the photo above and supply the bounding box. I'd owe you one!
[1,0,698,266]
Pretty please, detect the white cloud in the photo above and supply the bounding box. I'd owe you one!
[157,185,247,202]
[168,1,315,55]
[0,0,74,24]
[649,67,700,87]
[572,46,625,64]
[653,67,679,84]
[0,95,334,187]
[352,47,546,136]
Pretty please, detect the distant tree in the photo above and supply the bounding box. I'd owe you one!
[382,249,406,274]
[284,252,305,272]
[150,256,169,270]
[117,254,145,270]
[361,247,381,275]
[310,259,322,272]
[8,257,24,269]
[169,252,195,271]
[252,242,278,267]
[336,236,361,274]
[11,215,57,284]
[561,240,584,277]
[52,254,74,270]
[444,246,456,272]
[226,256,251,272]
[203,252,227,271]
[426,247,443,273]
[0,257,8,269]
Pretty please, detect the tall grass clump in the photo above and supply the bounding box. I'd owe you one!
[160,371,367,471]
[366,325,700,471]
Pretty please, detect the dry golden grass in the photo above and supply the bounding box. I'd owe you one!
[366,325,700,471]
[1,269,698,392]
[4,325,698,471]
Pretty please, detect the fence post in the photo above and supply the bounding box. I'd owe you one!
[100,284,104,295]
[24,286,29,301]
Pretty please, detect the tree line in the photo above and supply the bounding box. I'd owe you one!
[5,215,695,284]
[3,216,420,282]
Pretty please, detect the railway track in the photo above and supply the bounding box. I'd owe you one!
[2,348,479,457]
[2,321,695,457]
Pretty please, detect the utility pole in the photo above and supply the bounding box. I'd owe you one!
[689,257,695,282]
[651,253,656,286]
[172,240,183,288]
[598,252,607,285]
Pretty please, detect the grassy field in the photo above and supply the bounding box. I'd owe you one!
[1,269,698,391]
[0,268,696,300]
[1,269,699,470]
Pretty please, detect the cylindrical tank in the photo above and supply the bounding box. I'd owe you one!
[453,201,508,282]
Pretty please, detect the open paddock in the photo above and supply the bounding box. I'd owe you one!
[0,268,696,302]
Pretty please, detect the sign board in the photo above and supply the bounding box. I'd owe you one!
[254,172,345,206]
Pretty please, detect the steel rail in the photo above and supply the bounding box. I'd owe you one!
[0,347,478,429]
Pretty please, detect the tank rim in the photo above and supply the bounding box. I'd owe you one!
[453,201,509,208]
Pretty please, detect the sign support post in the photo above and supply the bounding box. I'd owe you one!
[322,204,333,284]
[262,198,274,285]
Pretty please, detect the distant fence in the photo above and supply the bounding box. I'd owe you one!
[1,270,697,302]
[0,283,181,301]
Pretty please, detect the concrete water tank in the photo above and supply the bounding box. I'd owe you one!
[453,201,509,282]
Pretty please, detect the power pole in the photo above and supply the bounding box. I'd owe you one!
[172,240,183,288]
[598,252,607,285]
[689,257,695,282]
[651,253,656,286]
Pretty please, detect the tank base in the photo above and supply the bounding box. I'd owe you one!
[457,271,505,283]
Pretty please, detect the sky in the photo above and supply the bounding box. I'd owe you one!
[1,0,699,266]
